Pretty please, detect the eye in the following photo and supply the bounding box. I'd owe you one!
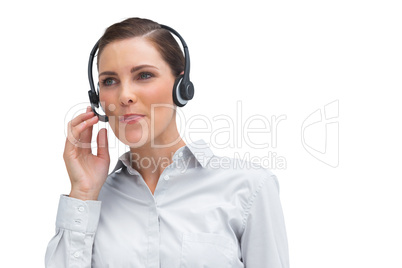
[138,72,153,80]
[101,78,116,86]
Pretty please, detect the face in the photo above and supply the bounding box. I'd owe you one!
[98,37,178,147]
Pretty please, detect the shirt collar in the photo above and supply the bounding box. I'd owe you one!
[110,139,214,175]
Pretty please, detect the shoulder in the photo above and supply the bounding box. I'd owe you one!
[205,154,279,195]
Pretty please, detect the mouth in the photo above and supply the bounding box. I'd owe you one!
[119,114,145,124]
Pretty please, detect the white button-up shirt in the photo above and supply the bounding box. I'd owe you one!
[45,139,289,267]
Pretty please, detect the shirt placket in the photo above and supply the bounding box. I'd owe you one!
[146,166,171,268]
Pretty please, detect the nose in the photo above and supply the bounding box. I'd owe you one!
[119,82,138,106]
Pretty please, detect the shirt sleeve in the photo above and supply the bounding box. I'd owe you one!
[240,174,290,268]
[45,194,102,268]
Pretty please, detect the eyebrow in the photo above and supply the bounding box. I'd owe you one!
[99,64,159,77]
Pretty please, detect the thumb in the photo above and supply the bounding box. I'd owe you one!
[97,128,109,160]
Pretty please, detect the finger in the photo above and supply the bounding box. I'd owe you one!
[66,109,97,147]
[79,107,96,151]
[70,108,96,128]
[79,121,94,153]
[65,114,99,151]
[97,128,110,161]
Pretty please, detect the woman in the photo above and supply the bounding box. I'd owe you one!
[45,17,289,268]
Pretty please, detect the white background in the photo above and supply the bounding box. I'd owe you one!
[1,0,401,267]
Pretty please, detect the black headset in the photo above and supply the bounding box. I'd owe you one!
[88,24,194,122]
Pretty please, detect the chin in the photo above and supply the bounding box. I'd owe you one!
[118,129,150,148]
[112,117,149,146]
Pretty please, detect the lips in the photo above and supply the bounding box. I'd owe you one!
[120,114,145,124]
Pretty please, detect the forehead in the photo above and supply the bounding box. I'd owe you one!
[98,37,165,72]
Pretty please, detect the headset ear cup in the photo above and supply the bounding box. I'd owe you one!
[88,83,109,122]
[172,75,187,107]
[182,81,194,100]
[88,88,99,108]
[96,82,102,108]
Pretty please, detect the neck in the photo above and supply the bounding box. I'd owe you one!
[128,129,186,194]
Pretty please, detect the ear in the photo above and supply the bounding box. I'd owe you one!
[180,71,184,76]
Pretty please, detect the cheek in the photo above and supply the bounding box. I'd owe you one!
[150,81,176,113]
[99,91,116,114]
[150,79,174,103]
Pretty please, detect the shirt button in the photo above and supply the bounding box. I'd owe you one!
[73,252,80,258]
[78,206,85,212]
[164,175,170,181]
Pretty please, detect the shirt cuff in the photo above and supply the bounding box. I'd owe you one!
[56,194,101,234]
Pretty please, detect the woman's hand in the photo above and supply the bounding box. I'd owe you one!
[63,106,110,200]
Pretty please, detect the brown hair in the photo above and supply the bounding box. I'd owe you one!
[97,17,184,77]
